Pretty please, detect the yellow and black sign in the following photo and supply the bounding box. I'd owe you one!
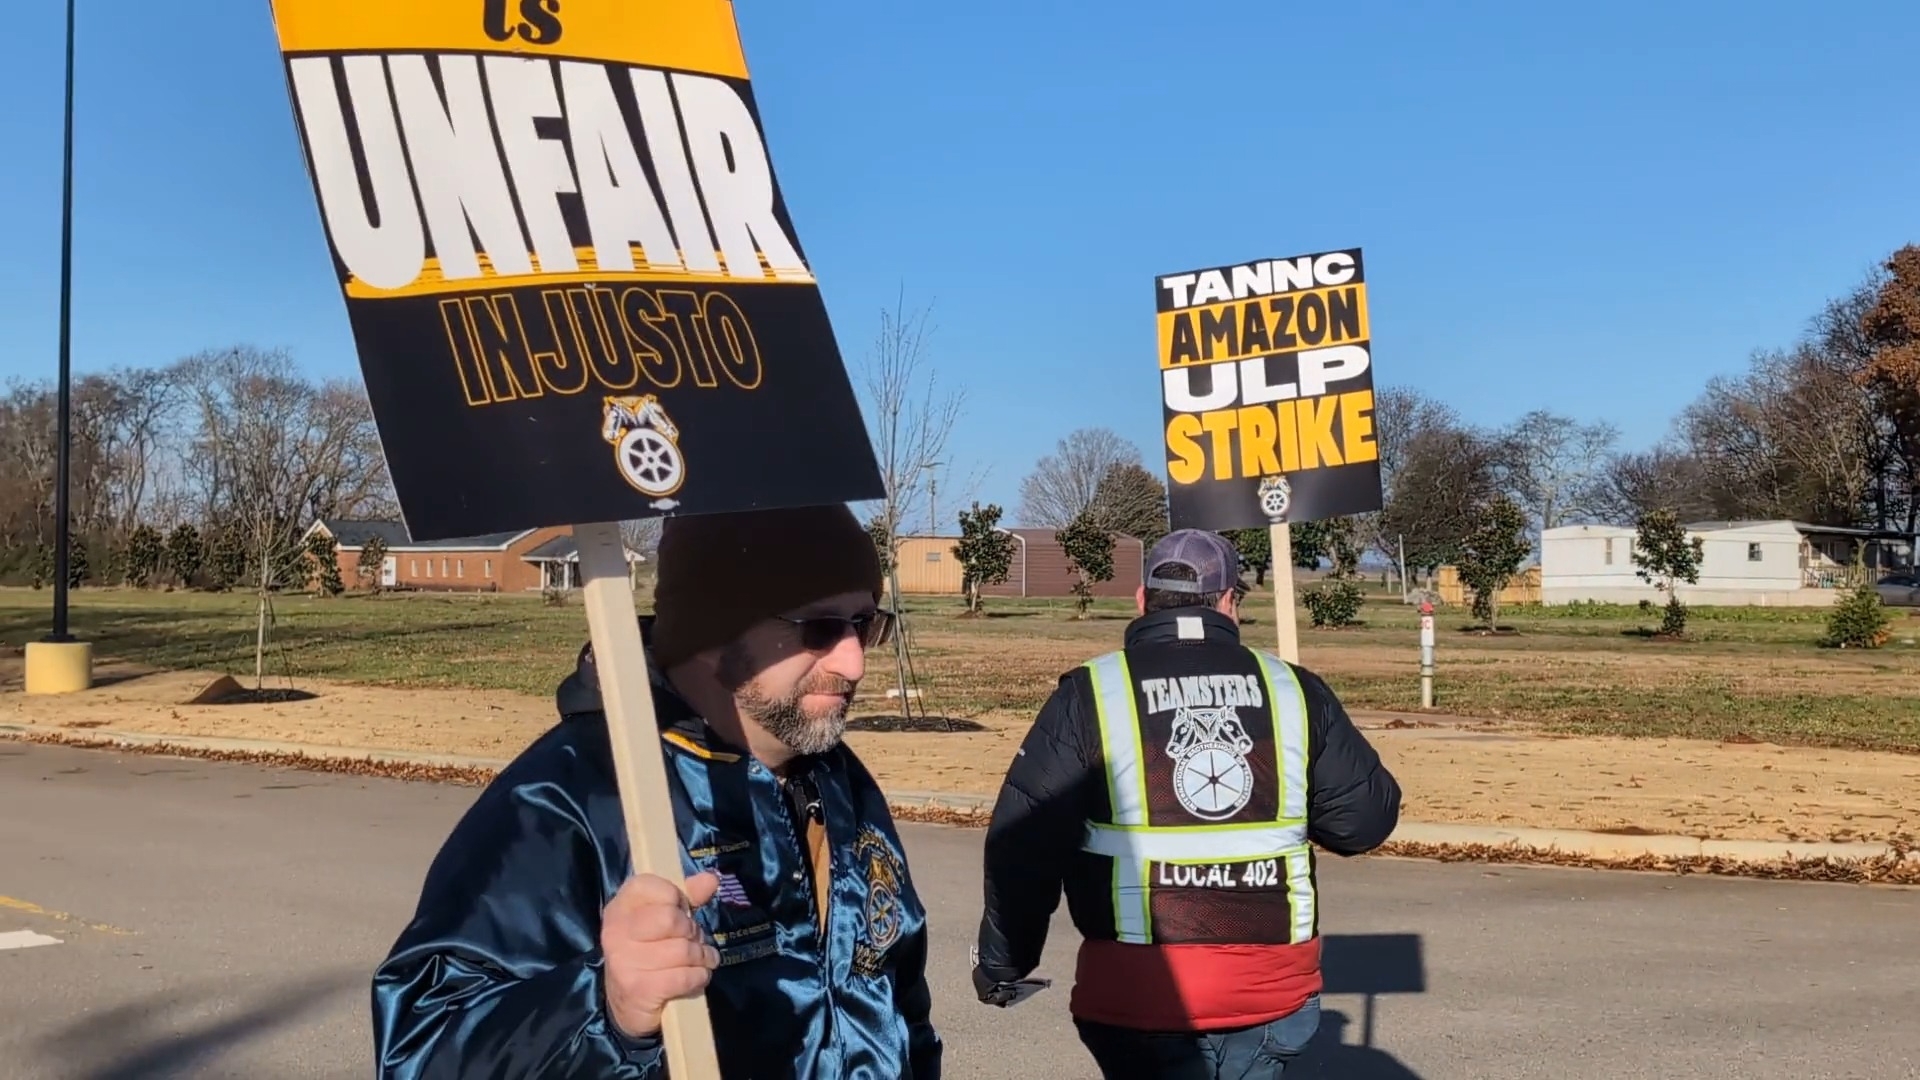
[267,0,883,539]
[1154,249,1385,530]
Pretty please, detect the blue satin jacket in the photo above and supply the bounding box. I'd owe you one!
[371,637,942,1078]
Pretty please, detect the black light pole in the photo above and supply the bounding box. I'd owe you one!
[48,0,75,643]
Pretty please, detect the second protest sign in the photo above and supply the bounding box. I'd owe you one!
[1155,248,1382,532]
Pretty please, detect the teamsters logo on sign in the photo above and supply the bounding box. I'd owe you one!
[267,0,884,540]
[1153,248,1385,531]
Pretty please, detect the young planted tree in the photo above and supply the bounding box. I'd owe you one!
[1302,579,1365,628]
[952,502,1016,615]
[1300,517,1368,627]
[855,291,965,575]
[1055,511,1114,618]
[1824,551,1892,649]
[1631,508,1705,637]
[1454,496,1530,630]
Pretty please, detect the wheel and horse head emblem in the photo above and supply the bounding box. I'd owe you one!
[1256,474,1292,524]
[601,395,685,503]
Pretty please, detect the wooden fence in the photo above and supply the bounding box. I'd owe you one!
[1434,565,1541,607]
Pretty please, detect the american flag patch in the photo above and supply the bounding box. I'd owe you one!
[715,871,752,907]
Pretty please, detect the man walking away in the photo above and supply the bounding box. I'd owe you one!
[970,528,1400,1078]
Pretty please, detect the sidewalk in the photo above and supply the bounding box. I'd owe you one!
[6,662,1917,870]
[7,720,1916,883]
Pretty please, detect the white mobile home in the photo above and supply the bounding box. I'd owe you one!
[1540,520,1912,607]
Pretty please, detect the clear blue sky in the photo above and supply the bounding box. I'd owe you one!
[3,1,1917,524]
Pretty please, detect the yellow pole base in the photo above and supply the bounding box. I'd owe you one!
[23,641,94,695]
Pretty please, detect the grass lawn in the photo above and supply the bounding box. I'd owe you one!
[4,581,1920,753]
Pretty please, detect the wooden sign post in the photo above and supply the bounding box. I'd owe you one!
[1269,522,1299,663]
[1152,249,1386,658]
[265,3,888,1074]
[575,521,717,1073]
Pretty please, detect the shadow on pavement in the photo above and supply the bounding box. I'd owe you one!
[31,969,362,1080]
[1297,1010,1424,1077]
[1294,932,1428,1077]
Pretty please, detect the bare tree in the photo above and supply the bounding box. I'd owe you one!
[171,346,393,533]
[1088,462,1169,545]
[619,518,663,558]
[1589,444,1716,524]
[1376,425,1518,575]
[855,291,965,556]
[1773,344,1877,525]
[0,382,57,547]
[1671,343,1875,527]
[0,345,402,586]
[1358,386,1460,565]
[1369,386,1461,494]
[1503,409,1620,534]
[1018,427,1140,528]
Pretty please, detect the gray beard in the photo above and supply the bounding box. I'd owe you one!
[739,686,848,757]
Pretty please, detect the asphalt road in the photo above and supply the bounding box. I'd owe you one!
[2,740,1918,1079]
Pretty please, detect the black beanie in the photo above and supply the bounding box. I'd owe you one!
[650,504,883,669]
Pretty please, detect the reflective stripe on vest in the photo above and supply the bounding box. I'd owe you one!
[1079,647,1316,946]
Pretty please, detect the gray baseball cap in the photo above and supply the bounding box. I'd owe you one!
[1144,529,1246,595]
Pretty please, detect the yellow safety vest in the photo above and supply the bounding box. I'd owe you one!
[1077,646,1318,946]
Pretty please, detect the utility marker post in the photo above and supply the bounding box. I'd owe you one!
[1418,598,1435,709]
[1270,522,1299,664]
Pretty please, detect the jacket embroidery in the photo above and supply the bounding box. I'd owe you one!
[851,824,907,977]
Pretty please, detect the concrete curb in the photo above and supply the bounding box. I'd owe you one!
[1384,822,1920,867]
[0,723,513,772]
[886,790,994,814]
[6,723,1914,869]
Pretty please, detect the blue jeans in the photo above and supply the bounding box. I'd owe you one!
[1075,995,1322,1079]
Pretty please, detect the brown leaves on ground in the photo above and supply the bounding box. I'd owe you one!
[1378,838,1920,887]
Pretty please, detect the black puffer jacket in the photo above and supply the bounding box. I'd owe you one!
[974,607,1402,985]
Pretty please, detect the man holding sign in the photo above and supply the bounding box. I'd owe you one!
[372,504,942,1077]
[262,0,938,1074]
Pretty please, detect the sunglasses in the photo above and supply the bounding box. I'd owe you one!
[772,609,896,651]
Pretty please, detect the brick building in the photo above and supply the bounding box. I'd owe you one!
[303,519,644,593]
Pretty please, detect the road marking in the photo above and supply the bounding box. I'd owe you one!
[0,895,133,936]
[0,929,63,950]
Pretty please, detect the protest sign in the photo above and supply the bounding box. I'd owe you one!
[268,0,882,541]
[1154,248,1385,659]
[268,3,886,1073]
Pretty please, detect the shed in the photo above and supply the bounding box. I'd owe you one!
[982,528,1144,600]
[892,535,965,595]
